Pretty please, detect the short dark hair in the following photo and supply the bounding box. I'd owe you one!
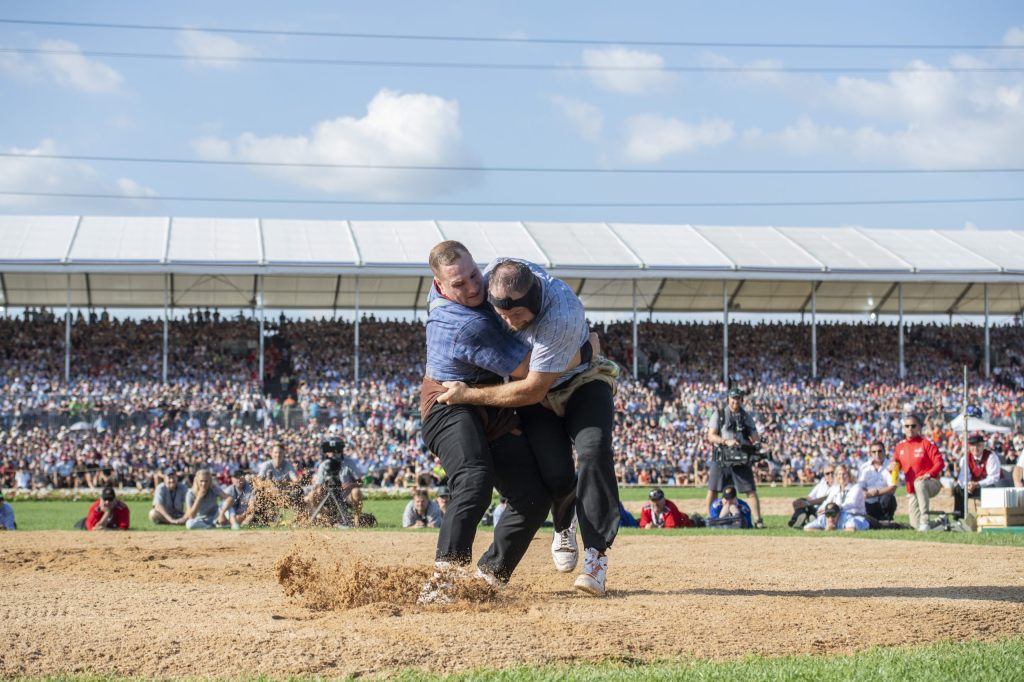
[429,241,470,276]
[488,259,535,298]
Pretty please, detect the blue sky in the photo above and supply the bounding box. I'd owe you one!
[1,1,1022,229]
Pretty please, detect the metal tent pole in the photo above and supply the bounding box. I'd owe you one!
[354,276,361,384]
[258,276,265,384]
[984,284,990,378]
[811,282,818,379]
[162,274,170,384]
[632,279,639,377]
[898,283,905,380]
[722,281,729,385]
[64,274,71,385]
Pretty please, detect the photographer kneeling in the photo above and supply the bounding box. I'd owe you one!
[803,465,868,532]
[305,436,364,526]
[705,387,765,528]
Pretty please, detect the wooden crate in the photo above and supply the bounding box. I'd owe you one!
[976,508,1024,528]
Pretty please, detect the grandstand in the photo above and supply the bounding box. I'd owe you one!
[3,215,1024,383]
[2,216,1023,497]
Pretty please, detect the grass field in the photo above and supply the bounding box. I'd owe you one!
[8,485,1024,547]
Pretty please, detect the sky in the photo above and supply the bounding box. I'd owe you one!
[0,1,1022,231]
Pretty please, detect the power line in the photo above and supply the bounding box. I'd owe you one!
[3,46,1021,73]
[2,190,1021,208]
[3,152,1022,175]
[0,18,1020,51]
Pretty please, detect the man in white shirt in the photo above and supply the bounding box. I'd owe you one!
[858,442,898,522]
[804,465,869,532]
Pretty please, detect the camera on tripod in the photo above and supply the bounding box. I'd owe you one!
[320,436,346,486]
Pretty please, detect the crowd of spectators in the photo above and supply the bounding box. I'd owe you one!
[2,309,1024,499]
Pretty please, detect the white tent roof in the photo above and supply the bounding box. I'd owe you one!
[1,215,1022,313]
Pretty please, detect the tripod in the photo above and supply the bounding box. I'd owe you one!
[309,485,353,527]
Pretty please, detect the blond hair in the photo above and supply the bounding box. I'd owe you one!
[191,468,214,499]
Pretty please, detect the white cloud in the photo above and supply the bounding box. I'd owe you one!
[175,29,253,69]
[581,47,673,95]
[549,95,604,141]
[828,61,959,121]
[698,51,791,88]
[194,89,479,200]
[0,139,155,207]
[743,113,1024,168]
[38,39,122,93]
[623,115,734,162]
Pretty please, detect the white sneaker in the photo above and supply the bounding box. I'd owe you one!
[574,548,607,597]
[230,520,241,530]
[551,518,579,573]
[417,561,464,604]
[918,523,931,532]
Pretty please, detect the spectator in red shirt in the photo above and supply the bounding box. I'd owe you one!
[892,415,944,532]
[639,488,693,529]
[85,486,131,531]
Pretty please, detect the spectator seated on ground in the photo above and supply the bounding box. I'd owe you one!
[858,442,898,523]
[804,465,869,532]
[639,488,693,528]
[403,489,441,528]
[149,467,187,526]
[0,489,15,530]
[708,486,752,529]
[219,467,254,530]
[788,467,834,528]
[435,485,450,520]
[184,469,227,530]
[953,433,1011,517]
[84,486,130,531]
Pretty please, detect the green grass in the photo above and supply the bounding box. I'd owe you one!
[7,488,1024,547]
[14,636,1024,681]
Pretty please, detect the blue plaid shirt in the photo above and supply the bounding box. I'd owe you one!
[425,283,528,383]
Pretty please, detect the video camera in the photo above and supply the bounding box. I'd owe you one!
[320,436,346,487]
[713,443,768,466]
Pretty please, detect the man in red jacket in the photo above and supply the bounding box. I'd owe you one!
[639,488,692,529]
[892,415,944,531]
[85,486,131,531]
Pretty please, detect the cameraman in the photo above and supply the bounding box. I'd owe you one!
[705,387,765,528]
[305,436,364,522]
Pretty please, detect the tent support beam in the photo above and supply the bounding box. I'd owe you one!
[722,281,729,385]
[898,283,905,380]
[873,283,899,315]
[575,278,586,296]
[946,283,974,316]
[354,276,361,384]
[800,281,822,314]
[84,273,93,310]
[728,280,745,309]
[632,280,639,377]
[984,284,990,378]
[413,276,425,316]
[0,273,7,313]
[258,276,265,388]
[65,274,71,385]
[332,275,342,318]
[648,278,667,316]
[811,281,818,379]
[162,274,169,385]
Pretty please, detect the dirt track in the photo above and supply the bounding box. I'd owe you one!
[3,529,1024,679]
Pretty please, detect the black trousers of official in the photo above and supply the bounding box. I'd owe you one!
[865,493,898,522]
[422,403,551,581]
[518,380,619,552]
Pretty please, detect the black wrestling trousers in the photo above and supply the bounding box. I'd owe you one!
[518,380,620,552]
[422,403,550,579]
